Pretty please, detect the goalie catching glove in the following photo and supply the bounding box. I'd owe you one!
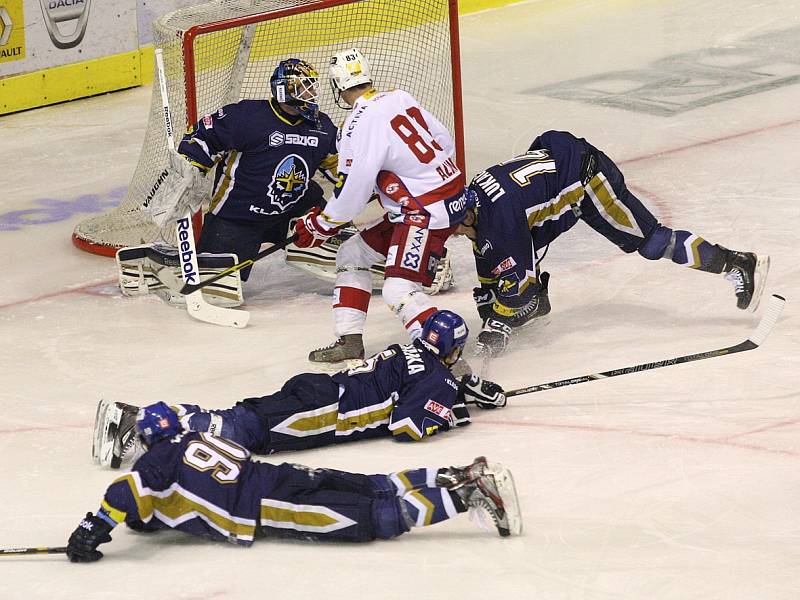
[146,151,208,227]
[459,374,507,409]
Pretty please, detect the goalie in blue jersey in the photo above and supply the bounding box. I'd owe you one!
[93,310,507,469]
[117,58,341,306]
[458,130,770,355]
[68,401,522,563]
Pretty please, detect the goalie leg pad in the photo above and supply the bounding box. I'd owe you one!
[117,244,244,307]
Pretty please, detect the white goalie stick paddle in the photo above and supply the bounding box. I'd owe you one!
[507,294,786,398]
[155,48,249,328]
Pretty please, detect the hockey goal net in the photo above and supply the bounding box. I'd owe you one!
[72,0,465,256]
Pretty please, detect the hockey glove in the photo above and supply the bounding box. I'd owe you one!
[293,207,339,248]
[459,374,507,409]
[476,318,512,356]
[472,285,497,325]
[449,400,472,428]
[66,512,114,563]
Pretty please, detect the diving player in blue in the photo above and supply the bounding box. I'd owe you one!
[174,58,339,280]
[68,401,522,562]
[459,130,770,355]
[92,311,507,468]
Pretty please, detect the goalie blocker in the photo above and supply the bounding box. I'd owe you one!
[117,244,243,307]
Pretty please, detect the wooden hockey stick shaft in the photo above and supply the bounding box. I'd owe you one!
[1,546,67,556]
[507,294,785,398]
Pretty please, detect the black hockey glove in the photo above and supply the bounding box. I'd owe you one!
[472,285,497,325]
[66,512,114,563]
[476,318,512,356]
[449,400,472,428]
[459,374,507,409]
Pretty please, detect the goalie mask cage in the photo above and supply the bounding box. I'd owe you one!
[72,0,465,257]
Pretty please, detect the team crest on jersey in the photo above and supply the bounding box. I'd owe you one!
[267,154,310,210]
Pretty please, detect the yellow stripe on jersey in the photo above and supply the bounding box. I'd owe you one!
[260,499,357,534]
[526,183,584,229]
[388,417,424,441]
[320,153,339,173]
[100,500,127,524]
[110,472,256,541]
[409,490,436,526]
[209,151,240,211]
[584,174,645,238]
[336,398,394,435]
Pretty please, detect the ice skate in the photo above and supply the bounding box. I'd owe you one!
[437,456,523,537]
[509,271,551,328]
[308,334,365,365]
[723,251,770,312]
[92,399,142,469]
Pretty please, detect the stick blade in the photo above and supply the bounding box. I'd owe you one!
[186,292,250,328]
[747,294,785,347]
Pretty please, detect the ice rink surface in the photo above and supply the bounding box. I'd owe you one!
[2,0,799,598]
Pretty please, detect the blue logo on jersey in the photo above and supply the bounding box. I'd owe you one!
[267,154,310,210]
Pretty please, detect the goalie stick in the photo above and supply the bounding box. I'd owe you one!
[1,546,66,556]
[155,48,248,328]
[507,294,786,398]
[156,234,297,296]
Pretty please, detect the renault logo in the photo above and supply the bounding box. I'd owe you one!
[0,7,12,46]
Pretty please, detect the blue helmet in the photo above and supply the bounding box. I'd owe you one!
[270,58,320,123]
[419,310,469,362]
[136,401,181,446]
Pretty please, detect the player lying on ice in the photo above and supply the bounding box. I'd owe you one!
[93,310,507,469]
[67,401,523,563]
[458,130,770,356]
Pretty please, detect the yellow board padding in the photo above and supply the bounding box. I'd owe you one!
[1,49,142,114]
[0,0,539,114]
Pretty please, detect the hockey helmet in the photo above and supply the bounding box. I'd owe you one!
[419,310,469,364]
[136,401,181,446]
[329,48,373,107]
[270,58,320,123]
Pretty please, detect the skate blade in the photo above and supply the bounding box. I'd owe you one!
[748,255,770,313]
[485,462,524,536]
[92,399,122,468]
[305,358,366,374]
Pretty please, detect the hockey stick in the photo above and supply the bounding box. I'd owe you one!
[156,234,297,296]
[155,48,249,328]
[1,546,67,556]
[507,294,786,398]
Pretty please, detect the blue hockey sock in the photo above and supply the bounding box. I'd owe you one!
[388,468,441,496]
[174,403,264,449]
[399,487,462,528]
[638,227,726,272]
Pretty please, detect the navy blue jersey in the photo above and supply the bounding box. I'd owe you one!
[178,99,338,222]
[332,341,464,441]
[99,432,403,545]
[469,130,589,310]
[101,432,269,545]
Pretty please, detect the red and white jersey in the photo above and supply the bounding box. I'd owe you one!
[320,89,462,231]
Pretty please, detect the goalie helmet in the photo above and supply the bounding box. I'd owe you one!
[136,401,181,446]
[419,310,469,364]
[329,48,373,107]
[270,58,320,123]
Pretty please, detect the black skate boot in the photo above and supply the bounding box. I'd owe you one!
[92,399,142,469]
[509,271,551,328]
[721,249,770,312]
[436,456,523,537]
[308,334,365,365]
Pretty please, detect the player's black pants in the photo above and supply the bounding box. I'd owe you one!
[198,180,324,280]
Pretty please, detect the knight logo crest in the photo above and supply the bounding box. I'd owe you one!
[267,154,310,210]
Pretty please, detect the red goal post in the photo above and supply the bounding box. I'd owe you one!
[72,0,465,257]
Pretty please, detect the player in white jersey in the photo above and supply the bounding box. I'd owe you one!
[293,49,470,364]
